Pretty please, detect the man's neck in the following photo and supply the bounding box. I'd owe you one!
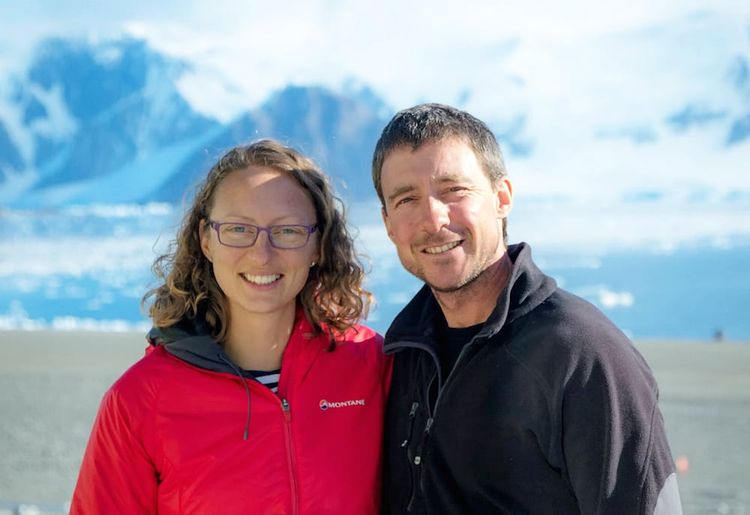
[433,251,513,328]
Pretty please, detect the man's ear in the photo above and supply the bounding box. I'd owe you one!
[199,221,213,263]
[381,206,395,242]
[495,178,513,219]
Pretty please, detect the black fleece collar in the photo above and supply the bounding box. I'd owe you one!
[383,242,557,353]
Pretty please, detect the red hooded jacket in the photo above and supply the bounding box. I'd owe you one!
[71,311,391,514]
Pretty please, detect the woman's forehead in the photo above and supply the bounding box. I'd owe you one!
[210,166,316,220]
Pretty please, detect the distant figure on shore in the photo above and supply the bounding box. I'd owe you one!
[372,103,683,514]
[71,139,391,513]
[713,328,725,342]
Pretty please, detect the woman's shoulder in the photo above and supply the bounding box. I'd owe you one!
[331,323,390,365]
[106,345,180,401]
[333,322,382,347]
[334,323,393,386]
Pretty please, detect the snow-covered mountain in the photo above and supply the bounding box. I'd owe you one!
[1,31,749,224]
[0,37,395,208]
[151,84,391,203]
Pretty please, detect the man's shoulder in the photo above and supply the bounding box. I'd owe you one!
[515,287,630,346]
[503,287,647,376]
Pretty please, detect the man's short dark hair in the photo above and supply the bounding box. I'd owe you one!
[371,103,508,207]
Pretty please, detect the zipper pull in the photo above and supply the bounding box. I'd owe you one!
[281,398,290,411]
[401,402,421,447]
[424,417,434,435]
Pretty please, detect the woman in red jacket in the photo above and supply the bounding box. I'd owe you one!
[71,139,392,514]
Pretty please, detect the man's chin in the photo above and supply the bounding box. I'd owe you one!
[426,275,474,293]
[401,262,479,293]
[406,270,461,293]
[425,268,484,294]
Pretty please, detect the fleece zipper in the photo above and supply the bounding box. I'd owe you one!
[390,334,485,511]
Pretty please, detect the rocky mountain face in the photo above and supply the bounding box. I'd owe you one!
[0,37,392,208]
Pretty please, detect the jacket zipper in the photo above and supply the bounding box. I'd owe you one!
[281,398,300,515]
[408,340,479,510]
[403,401,420,512]
[430,341,473,420]
[401,401,420,449]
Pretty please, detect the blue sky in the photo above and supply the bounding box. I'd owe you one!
[1,0,749,250]
[2,0,747,117]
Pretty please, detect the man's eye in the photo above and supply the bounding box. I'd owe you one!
[394,197,415,208]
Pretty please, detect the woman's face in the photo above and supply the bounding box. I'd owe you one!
[200,165,319,322]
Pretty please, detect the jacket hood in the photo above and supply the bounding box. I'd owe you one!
[147,310,252,377]
[384,242,557,351]
[147,308,211,345]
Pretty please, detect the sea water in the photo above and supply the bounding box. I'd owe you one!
[1,205,749,341]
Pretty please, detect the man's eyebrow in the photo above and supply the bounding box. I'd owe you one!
[435,173,465,184]
[386,184,416,204]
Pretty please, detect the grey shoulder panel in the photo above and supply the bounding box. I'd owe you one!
[653,473,683,515]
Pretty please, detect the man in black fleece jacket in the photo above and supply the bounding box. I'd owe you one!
[371,103,682,514]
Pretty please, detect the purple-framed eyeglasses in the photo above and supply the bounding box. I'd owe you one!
[208,221,318,249]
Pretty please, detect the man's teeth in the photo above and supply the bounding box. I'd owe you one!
[242,273,281,285]
[424,241,461,254]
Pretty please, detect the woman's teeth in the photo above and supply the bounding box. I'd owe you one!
[241,273,281,285]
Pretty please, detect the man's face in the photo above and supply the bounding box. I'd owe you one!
[380,138,512,293]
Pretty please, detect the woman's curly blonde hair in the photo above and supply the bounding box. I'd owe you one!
[143,139,371,342]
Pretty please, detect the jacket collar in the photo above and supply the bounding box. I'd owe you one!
[383,242,557,353]
[147,305,326,379]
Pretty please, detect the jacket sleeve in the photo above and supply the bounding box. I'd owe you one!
[70,380,159,514]
[562,336,683,515]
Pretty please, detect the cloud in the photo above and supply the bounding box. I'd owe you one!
[2,1,747,120]
[1,0,748,251]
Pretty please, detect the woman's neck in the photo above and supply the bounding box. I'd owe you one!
[223,306,296,371]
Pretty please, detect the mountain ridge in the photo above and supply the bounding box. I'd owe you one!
[1,31,749,210]
[0,37,396,208]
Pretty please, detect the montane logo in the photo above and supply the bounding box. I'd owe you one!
[319,399,366,411]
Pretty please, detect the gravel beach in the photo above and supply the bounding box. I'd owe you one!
[1,331,748,514]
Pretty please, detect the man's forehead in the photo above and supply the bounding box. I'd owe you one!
[384,136,471,157]
[382,139,478,176]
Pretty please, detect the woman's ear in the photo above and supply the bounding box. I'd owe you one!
[199,221,213,263]
[312,246,322,268]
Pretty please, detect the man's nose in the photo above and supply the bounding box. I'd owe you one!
[419,196,450,233]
